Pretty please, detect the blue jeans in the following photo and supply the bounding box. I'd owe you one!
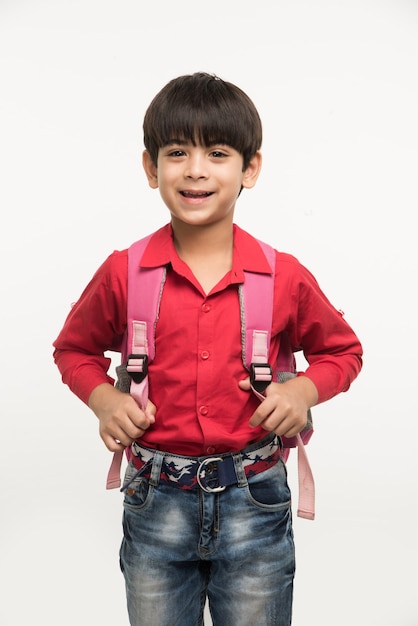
[119,438,295,625]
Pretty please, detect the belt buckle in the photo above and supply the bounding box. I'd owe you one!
[197,457,226,493]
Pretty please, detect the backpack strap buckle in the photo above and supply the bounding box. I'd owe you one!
[250,362,272,393]
[126,353,148,383]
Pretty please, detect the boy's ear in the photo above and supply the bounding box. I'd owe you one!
[142,150,159,189]
[241,151,262,189]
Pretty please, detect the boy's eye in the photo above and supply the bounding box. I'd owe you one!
[168,149,186,157]
[210,150,227,158]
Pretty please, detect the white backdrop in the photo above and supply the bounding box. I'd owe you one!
[1,1,417,624]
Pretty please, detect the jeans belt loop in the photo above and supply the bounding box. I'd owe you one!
[232,452,247,487]
[149,451,164,487]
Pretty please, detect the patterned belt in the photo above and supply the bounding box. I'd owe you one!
[125,434,282,493]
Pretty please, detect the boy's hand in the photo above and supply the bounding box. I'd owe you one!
[238,376,318,439]
[88,383,156,452]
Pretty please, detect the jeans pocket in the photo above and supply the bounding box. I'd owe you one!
[122,464,153,510]
[245,460,292,510]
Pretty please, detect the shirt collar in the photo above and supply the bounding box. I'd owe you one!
[139,223,273,281]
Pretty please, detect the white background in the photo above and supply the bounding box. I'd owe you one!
[1,1,417,624]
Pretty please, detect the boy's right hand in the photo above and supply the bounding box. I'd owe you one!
[88,383,156,452]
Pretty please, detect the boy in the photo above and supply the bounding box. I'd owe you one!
[53,72,362,626]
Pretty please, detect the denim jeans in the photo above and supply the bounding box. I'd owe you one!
[119,438,295,626]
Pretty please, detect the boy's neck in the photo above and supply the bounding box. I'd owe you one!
[171,219,234,258]
[171,220,234,294]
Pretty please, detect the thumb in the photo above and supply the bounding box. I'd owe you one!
[145,399,157,423]
[238,376,251,391]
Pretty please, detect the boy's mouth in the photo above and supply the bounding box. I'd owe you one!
[180,191,213,198]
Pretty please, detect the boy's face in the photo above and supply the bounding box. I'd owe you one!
[142,142,261,229]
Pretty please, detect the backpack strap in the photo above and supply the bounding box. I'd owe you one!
[242,239,315,520]
[124,235,167,406]
[106,235,166,489]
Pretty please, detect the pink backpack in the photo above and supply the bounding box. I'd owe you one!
[107,234,315,520]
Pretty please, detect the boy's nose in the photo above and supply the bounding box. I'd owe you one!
[185,154,208,179]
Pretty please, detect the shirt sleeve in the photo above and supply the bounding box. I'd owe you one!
[52,250,128,405]
[274,252,363,404]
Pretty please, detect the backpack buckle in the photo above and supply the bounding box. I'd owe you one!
[250,362,272,393]
[126,353,148,383]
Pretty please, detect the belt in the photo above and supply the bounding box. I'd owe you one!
[124,434,282,493]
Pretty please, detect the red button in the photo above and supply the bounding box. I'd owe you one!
[206,446,216,454]
[199,406,209,416]
[201,350,210,360]
[202,303,211,313]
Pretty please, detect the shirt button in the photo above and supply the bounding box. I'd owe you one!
[199,406,209,416]
[202,303,211,313]
[200,350,210,360]
[206,446,216,454]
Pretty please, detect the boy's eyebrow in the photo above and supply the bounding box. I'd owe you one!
[164,139,230,148]
[164,139,189,146]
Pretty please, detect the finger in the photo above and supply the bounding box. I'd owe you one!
[144,400,156,423]
[119,417,153,442]
[128,413,154,434]
[124,403,154,432]
[101,432,127,453]
[249,409,272,428]
[249,399,288,430]
[238,377,251,391]
[252,413,288,434]
[100,417,137,448]
[145,399,157,416]
[144,410,155,424]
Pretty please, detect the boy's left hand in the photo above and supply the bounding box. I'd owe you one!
[238,376,318,439]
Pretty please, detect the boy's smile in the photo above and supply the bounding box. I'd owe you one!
[180,190,213,200]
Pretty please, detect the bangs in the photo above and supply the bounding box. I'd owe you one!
[154,102,253,155]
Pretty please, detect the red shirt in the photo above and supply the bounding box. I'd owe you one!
[53,223,362,455]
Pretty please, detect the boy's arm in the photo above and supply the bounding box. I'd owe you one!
[275,253,363,405]
[54,251,158,451]
[243,252,363,436]
[53,251,129,404]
